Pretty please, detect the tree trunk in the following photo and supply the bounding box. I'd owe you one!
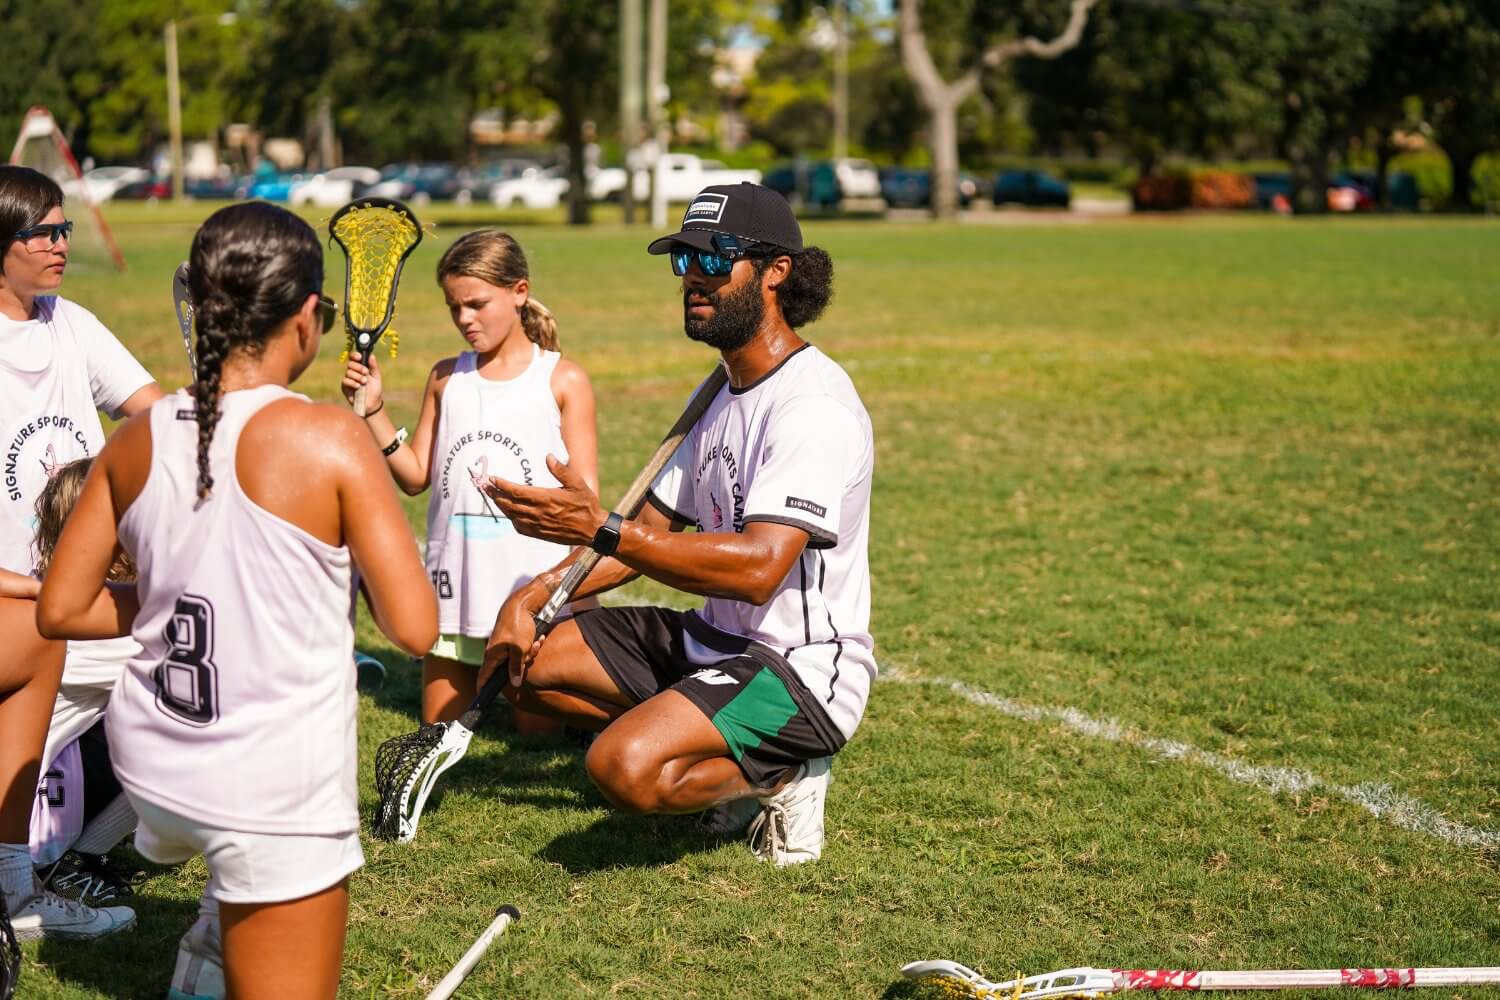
[1447,147,1477,212]
[1374,135,1395,210]
[898,0,1097,222]
[929,97,961,219]
[561,95,591,226]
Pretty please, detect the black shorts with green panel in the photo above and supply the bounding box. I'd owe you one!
[575,606,847,789]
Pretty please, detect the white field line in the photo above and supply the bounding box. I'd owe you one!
[884,670,1500,851]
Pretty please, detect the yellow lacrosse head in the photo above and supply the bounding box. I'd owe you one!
[328,198,422,363]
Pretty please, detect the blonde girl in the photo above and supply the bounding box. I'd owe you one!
[342,230,598,730]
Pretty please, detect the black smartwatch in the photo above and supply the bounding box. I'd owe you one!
[591,512,624,556]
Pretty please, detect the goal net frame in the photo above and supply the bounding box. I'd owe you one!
[9,106,127,271]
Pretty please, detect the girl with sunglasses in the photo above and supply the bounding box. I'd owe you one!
[0,164,161,949]
[341,229,598,732]
[37,202,437,998]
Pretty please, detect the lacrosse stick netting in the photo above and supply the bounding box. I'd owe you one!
[328,197,422,416]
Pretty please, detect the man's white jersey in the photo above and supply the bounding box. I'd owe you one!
[108,386,357,836]
[648,345,876,740]
[0,296,152,573]
[425,345,573,636]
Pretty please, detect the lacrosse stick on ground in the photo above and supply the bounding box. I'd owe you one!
[328,196,422,417]
[424,904,520,1000]
[172,262,196,378]
[900,960,1500,999]
[371,364,732,843]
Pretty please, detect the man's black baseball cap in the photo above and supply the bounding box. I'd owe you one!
[646,182,803,255]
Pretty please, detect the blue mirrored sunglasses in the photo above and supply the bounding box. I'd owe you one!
[13,221,73,248]
[670,248,738,278]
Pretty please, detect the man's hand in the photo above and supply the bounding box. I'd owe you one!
[482,578,550,690]
[486,455,607,547]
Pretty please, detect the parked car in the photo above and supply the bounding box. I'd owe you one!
[290,166,381,207]
[184,173,248,200]
[878,167,980,209]
[366,162,469,204]
[590,153,761,203]
[79,165,149,204]
[763,161,841,208]
[992,169,1071,208]
[247,172,306,202]
[832,157,881,200]
[490,166,570,209]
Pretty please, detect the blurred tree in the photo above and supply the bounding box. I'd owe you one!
[1020,0,1276,175]
[2,0,247,165]
[1412,1,1500,209]
[897,0,1100,219]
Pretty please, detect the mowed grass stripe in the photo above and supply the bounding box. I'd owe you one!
[21,213,1500,997]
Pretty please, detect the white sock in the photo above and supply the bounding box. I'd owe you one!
[0,843,38,912]
[73,793,136,856]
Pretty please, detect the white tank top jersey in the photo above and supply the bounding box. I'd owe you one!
[648,344,877,742]
[0,296,152,574]
[107,386,358,836]
[425,345,573,636]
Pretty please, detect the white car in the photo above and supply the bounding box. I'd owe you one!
[490,167,570,210]
[79,166,149,204]
[590,153,761,203]
[832,158,881,200]
[289,166,381,207]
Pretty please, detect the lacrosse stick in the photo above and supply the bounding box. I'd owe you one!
[425,904,520,1000]
[0,904,18,1000]
[172,261,196,378]
[328,197,422,417]
[371,363,731,842]
[900,961,1500,999]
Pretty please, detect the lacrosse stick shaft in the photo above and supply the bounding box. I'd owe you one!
[901,962,1500,999]
[461,363,730,727]
[172,262,196,377]
[425,905,519,1000]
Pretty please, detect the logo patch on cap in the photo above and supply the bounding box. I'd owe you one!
[683,193,728,225]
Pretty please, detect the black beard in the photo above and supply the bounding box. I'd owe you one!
[683,276,763,351]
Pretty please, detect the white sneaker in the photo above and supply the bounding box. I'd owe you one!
[697,796,762,837]
[167,910,225,1000]
[748,757,832,867]
[8,888,134,941]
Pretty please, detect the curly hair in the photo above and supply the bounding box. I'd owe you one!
[187,203,322,500]
[760,246,834,329]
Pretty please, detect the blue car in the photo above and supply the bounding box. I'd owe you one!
[992,170,1070,208]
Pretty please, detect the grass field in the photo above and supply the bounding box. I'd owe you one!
[19,207,1500,998]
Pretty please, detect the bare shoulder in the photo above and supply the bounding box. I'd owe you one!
[551,356,594,398]
[100,405,156,501]
[242,397,373,472]
[431,355,460,387]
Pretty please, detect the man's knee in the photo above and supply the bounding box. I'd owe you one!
[584,731,664,814]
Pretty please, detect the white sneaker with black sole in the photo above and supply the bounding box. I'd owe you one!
[167,908,225,1000]
[8,887,135,941]
[748,756,832,867]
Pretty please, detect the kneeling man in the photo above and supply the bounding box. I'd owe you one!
[484,182,874,865]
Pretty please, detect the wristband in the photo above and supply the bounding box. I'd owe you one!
[363,399,385,418]
[381,426,407,457]
[591,511,624,557]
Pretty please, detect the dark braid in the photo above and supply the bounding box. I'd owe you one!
[187,203,322,500]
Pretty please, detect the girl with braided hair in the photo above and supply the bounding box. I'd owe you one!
[0,164,158,949]
[37,201,437,999]
[340,228,598,732]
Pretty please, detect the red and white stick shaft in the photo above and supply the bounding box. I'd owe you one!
[1114,968,1500,993]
